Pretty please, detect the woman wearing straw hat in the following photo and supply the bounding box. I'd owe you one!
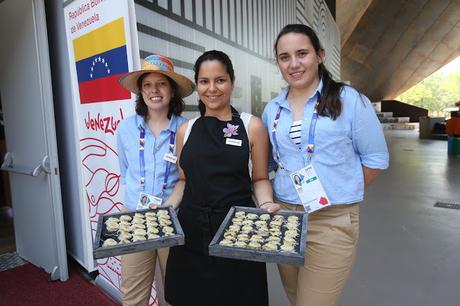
[117,54,194,306]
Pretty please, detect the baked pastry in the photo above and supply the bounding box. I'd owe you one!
[102,238,117,247]
[119,215,132,222]
[219,239,234,246]
[132,217,145,224]
[145,212,156,218]
[234,241,247,248]
[147,227,159,234]
[132,235,146,242]
[162,226,174,234]
[106,223,119,232]
[148,233,160,239]
[118,232,132,241]
[134,228,146,236]
[259,214,270,221]
[133,223,146,229]
[262,243,278,251]
[235,211,246,218]
[105,217,119,224]
[248,241,262,249]
[159,219,172,226]
[119,224,133,232]
[280,243,295,253]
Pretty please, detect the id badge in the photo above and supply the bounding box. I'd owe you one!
[290,164,330,213]
[136,192,163,210]
[163,153,177,164]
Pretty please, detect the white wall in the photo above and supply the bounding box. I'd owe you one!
[134,0,341,118]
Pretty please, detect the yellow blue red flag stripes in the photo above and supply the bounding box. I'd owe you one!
[73,17,130,103]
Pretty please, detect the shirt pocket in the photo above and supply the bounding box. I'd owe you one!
[314,128,351,166]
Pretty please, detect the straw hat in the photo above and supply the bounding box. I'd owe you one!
[119,54,194,97]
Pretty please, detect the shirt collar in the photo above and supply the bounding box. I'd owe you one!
[275,79,323,109]
[136,114,179,133]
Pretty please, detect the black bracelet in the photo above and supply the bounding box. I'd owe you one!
[259,201,273,207]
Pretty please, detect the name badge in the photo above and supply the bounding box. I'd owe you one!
[225,138,242,147]
[151,196,163,206]
[163,153,177,164]
[290,164,330,213]
[136,192,163,210]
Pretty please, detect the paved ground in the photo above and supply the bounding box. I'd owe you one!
[268,130,460,306]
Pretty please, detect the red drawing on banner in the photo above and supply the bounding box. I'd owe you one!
[84,108,125,135]
[80,136,158,306]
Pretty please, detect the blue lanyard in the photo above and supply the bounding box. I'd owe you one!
[271,100,319,171]
[139,127,176,196]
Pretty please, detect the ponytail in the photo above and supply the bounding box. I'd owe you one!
[198,100,206,116]
[317,63,344,120]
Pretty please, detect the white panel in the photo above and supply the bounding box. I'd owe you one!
[184,0,193,21]
[242,0,247,48]
[256,0,265,54]
[248,0,253,51]
[229,0,235,41]
[196,0,203,26]
[214,0,221,35]
[221,0,228,38]
[206,0,213,31]
[236,0,241,45]
[172,0,181,16]
[158,0,168,9]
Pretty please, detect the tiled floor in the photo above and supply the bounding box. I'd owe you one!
[268,130,460,306]
[0,206,22,272]
[0,252,27,272]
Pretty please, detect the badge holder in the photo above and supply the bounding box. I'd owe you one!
[136,192,163,210]
[290,164,330,213]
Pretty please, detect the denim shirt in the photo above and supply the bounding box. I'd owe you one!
[117,114,187,211]
[262,80,389,205]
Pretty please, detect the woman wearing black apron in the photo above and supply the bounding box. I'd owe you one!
[163,50,280,306]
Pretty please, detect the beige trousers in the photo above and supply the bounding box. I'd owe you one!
[277,202,360,306]
[121,248,170,306]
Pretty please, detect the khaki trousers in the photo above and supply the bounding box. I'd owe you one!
[277,202,360,306]
[121,248,170,306]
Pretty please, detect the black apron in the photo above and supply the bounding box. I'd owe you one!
[165,115,268,306]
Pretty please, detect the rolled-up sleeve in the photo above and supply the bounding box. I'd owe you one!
[351,93,389,170]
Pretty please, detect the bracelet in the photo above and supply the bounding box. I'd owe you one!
[259,201,273,207]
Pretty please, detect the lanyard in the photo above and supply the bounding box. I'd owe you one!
[271,99,319,171]
[139,127,176,196]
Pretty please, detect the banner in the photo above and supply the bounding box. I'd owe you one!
[64,1,158,305]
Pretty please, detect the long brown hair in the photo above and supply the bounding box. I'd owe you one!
[274,24,347,120]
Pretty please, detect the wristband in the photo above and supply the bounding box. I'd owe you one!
[259,201,273,208]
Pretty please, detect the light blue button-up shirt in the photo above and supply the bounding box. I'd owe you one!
[262,80,389,205]
[117,114,187,211]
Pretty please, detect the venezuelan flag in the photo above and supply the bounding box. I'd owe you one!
[73,17,131,104]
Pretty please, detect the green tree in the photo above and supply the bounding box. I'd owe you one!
[397,58,460,116]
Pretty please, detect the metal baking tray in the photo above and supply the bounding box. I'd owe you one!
[93,206,184,259]
[209,206,307,266]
